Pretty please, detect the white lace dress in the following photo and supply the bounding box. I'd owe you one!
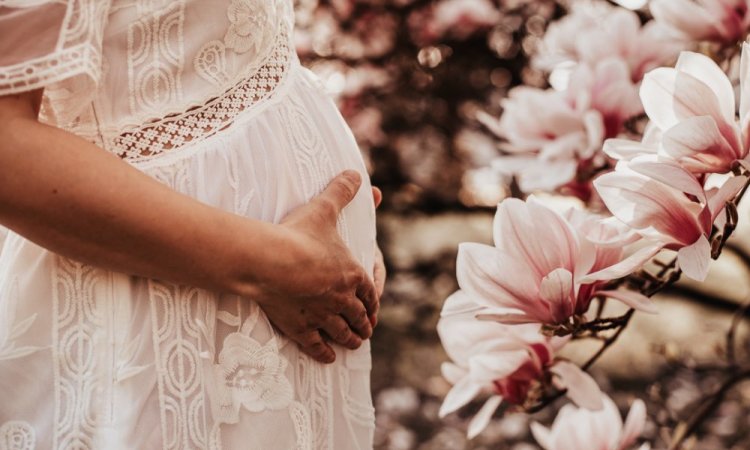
[0,1,377,449]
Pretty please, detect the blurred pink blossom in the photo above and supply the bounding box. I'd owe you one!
[408,0,501,44]
[536,3,682,81]
[651,0,750,45]
[479,87,604,192]
[457,198,660,326]
[606,48,750,175]
[531,395,649,450]
[594,157,747,280]
[437,291,603,438]
[567,58,643,138]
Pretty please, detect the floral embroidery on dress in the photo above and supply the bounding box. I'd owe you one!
[214,332,293,423]
[224,0,272,54]
[0,279,42,361]
[0,421,35,450]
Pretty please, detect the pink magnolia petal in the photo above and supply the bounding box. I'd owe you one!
[441,362,467,385]
[440,289,484,317]
[604,138,657,161]
[650,0,719,41]
[456,243,539,313]
[677,234,712,281]
[598,289,658,314]
[594,171,704,246]
[581,242,663,283]
[640,68,680,130]
[468,351,529,383]
[675,51,735,124]
[493,199,580,280]
[620,399,647,449]
[741,43,750,142]
[476,312,539,325]
[627,157,706,200]
[708,175,747,222]
[661,116,740,172]
[439,376,482,417]
[530,421,553,450]
[467,396,503,439]
[539,268,575,322]
[551,361,604,411]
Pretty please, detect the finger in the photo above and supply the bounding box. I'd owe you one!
[373,245,386,298]
[372,186,382,209]
[298,330,336,364]
[315,170,362,220]
[356,269,378,313]
[321,316,362,350]
[340,297,373,340]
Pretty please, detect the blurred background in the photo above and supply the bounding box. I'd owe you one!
[294,0,750,448]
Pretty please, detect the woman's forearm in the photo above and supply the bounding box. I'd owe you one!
[0,92,281,297]
[0,91,381,363]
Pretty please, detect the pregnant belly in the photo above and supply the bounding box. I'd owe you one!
[133,64,377,274]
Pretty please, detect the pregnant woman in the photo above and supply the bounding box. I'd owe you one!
[0,1,384,449]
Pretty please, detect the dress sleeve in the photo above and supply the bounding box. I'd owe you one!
[0,0,111,125]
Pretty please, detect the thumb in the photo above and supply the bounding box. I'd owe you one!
[316,170,362,219]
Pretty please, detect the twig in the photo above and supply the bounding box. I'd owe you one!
[667,368,750,450]
[726,298,750,366]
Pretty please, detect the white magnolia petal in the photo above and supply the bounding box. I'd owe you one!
[441,362,467,385]
[580,243,663,283]
[530,421,553,450]
[675,51,735,124]
[741,43,750,134]
[677,234,712,281]
[662,115,739,171]
[603,138,657,161]
[467,396,503,439]
[640,68,679,130]
[708,176,747,221]
[439,376,482,417]
[598,289,658,314]
[628,157,706,199]
[620,399,648,449]
[551,361,604,411]
[539,268,575,321]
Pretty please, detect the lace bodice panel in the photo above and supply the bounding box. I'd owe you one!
[0,0,296,163]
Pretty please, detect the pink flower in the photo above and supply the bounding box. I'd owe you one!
[408,0,501,44]
[438,291,604,438]
[479,87,604,192]
[567,58,644,138]
[531,395,649,450]
[536,3,682,81]
[651,0,750,45]
[594,157,747,281]
[457,198,660,326]
[606,47,750,174]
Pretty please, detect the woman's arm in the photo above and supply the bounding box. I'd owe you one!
[0,90,377,363]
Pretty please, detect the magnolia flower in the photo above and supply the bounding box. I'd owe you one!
[532,395,649,450]
[595,157,747,281]
[457,197,660,326]
[479,87,604,192]
[410,0,501,44]
[438,291,604,438]
[606,48,750,175]
[651,0,750,45]
[536,3,681,81]
[567,58,643,138]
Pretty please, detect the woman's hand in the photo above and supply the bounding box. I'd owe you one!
[253,171,378,364]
